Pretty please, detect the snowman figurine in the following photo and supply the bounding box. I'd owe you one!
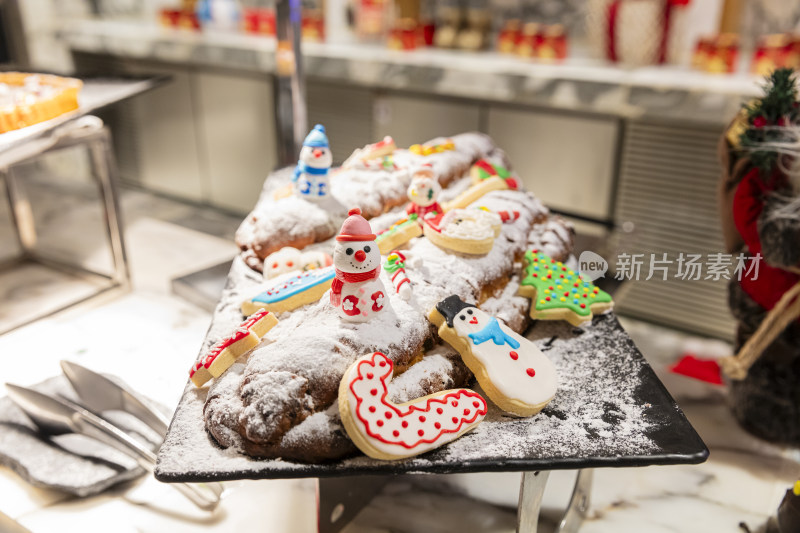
[293,124,332,200]
[330,208,389,322]
[406,165,443,220]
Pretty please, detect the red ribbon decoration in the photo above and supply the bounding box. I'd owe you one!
[607,0,690,64]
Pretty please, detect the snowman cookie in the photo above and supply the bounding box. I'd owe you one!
[422,208,501,255]
[338,351,487,460]
[330,208,390,322]
[429,295,558,416]
[292,124,332,200]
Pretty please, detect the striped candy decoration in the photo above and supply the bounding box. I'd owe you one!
[384,250,412,300]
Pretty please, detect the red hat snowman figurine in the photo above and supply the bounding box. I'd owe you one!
[331,208,389,322]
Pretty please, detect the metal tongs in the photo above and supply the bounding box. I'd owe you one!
[5,361,223,511]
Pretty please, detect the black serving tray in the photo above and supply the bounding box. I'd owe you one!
[155,258,707,483]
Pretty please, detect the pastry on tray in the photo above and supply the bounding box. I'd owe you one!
[194,128,586,463]
[0,72,82,133]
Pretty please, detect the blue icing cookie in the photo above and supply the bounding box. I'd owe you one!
[251,266,335,304]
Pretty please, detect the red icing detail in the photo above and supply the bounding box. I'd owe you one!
[370,388,377,396]
[402,421,408,428]
[469,316,478,325]
[510,351,519,360]
[419,415,426,422]
[367,373,374,379]
[463,408,470,415]
[369,406,376,413]
[349,352,487,450]
[393,430,400,437]
[506,178,518,189]
[473,401,480,408]
[371,290,385,312]
[343,295,362,316]
[526,368,536,377]
[385,411,392,419]
[435,422,441,429]
[418,429,424,436]
[195,310,272,373]
[436,408,443,414]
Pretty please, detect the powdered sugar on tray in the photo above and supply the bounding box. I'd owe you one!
[156,307,672,481]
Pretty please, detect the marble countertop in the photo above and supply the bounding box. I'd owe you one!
[60,18,761,124]
[0,180,797,532]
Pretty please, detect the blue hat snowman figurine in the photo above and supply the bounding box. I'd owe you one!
[293,124,332,200]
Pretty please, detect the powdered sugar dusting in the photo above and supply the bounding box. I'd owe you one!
[157,312,680,482]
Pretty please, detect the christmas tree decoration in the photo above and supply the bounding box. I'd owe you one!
[519,250,613,326]
[738,68,800,176]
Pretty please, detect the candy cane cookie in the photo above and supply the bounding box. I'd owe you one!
[338,351,487,460]
[190,310,278,387]
[242,266,335,315]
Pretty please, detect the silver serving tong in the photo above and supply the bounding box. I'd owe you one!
[5,362,223,512]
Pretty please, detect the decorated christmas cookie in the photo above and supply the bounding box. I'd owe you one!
[263,247,333,279]
[338,351,487,460]
[384,250,413,300]
[343,135,397,169]
[409,139,455,156]
[292,124,332,200]
[375,214,423,254]
[470,159,518,189]
[189,310,278,387]
[429,295,558,416]
[518,250,614,326]
[406,166,443,220]
[242,266,335,315]
[422,208,501,255]
[331,208,390,322]
[443,176,509,212]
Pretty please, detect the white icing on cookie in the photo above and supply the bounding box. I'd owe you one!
[439,209,501,240]
[343,352,487,457]
[451,306,558,408]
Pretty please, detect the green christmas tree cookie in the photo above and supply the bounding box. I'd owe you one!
[518,249,613,326]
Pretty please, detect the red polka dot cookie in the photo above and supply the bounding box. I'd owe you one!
[338,351,487,460]
[429,295,558,417]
